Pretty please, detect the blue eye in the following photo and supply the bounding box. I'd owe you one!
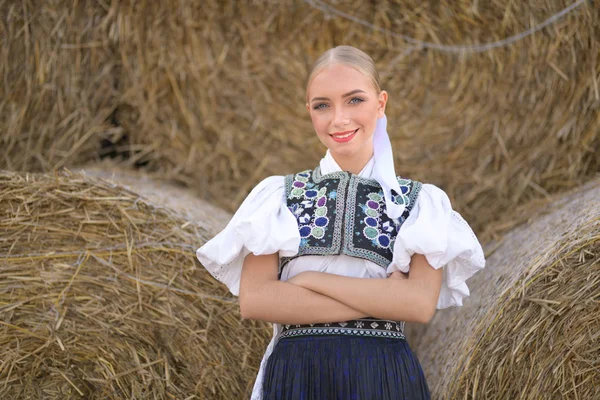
[349,97,364,104]
[313,103,328,110]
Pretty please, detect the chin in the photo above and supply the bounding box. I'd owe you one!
[328,144,361,159]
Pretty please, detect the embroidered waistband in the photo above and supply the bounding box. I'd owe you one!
[278,317,405,340]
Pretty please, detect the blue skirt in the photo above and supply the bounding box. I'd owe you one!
[262,334,430,399]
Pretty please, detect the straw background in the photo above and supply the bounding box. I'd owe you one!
[413,180,600,399]
[79,161,231,234]
[2,0,599,243]
[0,170,271,399]
[1,0,600,398]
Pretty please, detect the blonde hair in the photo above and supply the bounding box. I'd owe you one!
[306,46,381,96]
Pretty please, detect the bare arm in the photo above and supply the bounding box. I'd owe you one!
[239,253,368,325]
[288,254,443,324]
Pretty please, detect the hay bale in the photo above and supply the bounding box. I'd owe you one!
[78,161,231,234]
[414,180,600,399]
[0,170,270,399]
[0,2,119,172]
[3,1,598,243]
[92,0,600,243]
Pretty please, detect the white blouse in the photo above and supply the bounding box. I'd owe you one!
[196,152,486,400]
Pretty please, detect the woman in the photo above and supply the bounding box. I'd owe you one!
[197,45,485,399]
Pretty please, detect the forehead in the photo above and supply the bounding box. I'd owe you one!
[308,64,374,98]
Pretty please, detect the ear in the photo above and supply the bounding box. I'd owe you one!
[377,90,388,118]
[306,102,310,113]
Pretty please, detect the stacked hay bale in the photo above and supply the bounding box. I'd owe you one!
[79,162,231,234]
[0,170,270,399]
[0,2,120,171]
[2,1,598,242]
[2,1,599,397]
[414,181,600,399]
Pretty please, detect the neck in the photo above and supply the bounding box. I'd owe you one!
[330,149,374,175]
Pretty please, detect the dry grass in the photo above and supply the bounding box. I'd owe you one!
[1,2,599,397]
[1,1,598,244]
[413,180,600,399]
[78,160,231,234]
[0,170,271,399]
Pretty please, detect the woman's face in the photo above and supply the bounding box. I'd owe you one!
[306,63,387,162]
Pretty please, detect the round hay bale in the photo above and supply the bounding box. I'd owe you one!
[3,1,598,244]
[77,161,231,234]
[0,170,270,399]
[414,180,600,399]
[103,0,600,243]
[0,1,119,172]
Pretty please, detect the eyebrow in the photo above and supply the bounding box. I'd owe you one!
[310,89,367,103]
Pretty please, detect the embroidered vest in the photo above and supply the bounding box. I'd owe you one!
[279,166,422,277]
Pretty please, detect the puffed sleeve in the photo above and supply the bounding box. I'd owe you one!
[196,176,300,296]
[387,184,486,309]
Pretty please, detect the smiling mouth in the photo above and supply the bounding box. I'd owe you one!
[330,129,358,141]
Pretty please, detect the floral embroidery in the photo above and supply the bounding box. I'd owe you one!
[280,166,422,279]
[359,190,399,249]
[391,178,414,206]
[288,170,330,243]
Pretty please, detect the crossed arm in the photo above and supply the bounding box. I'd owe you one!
[239,253,443,325]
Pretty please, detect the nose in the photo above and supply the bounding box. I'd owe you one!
[332,106,350,127]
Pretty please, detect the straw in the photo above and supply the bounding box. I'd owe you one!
[1,1,598,245]
[412,179,600,399]
[0,169,271,399]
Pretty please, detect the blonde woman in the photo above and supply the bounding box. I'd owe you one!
[197,45,485,399]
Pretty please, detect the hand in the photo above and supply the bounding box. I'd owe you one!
[387,270,408,280]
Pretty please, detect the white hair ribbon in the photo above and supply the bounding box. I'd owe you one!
[372,114,405,219]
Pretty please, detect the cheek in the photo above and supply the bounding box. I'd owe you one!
[311,113,329,134]
[357,110,378,137]
[364,105,380,122]
[361,104,379,119]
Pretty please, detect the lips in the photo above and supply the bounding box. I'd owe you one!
[330,128,358,143]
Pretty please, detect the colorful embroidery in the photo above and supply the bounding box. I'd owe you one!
[280,167,422,278]
[392,178,414,207]
[360,190,397,249]
[288,171,331,244]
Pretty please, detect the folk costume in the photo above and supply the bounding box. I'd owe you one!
[196,116,486,399]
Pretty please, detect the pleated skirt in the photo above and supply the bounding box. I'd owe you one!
[262,334,430,400]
